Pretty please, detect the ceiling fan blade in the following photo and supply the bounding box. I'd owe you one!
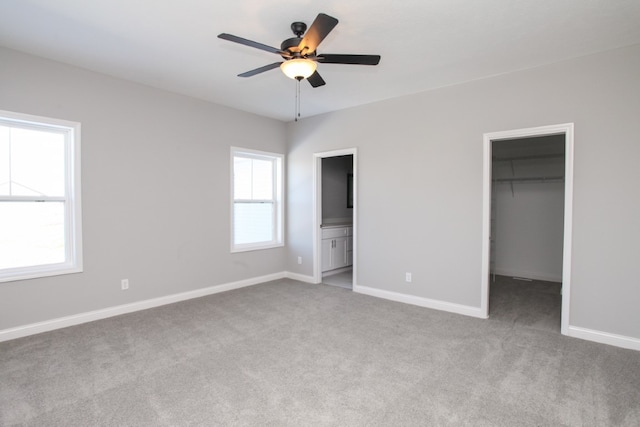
[298,13,339,54]
[218,33,289,57]
[307,71,326,88]
[238,62,282,78]
[317,54,381,65]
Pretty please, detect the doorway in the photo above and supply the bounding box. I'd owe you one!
[313,149,357,289]
[481,124,574,335]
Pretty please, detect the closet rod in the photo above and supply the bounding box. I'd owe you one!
[493,175,564,183]
[493,153,564,162]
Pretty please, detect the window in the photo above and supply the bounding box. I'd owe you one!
[0,110,82,282]
[231,147,283,252]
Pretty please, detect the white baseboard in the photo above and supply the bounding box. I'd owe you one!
[5,273,638,352]
[0,272,286,343]
[353,285,640,351]
[492,268,562,283]
[353,285,487,319]
[567,326,640,351]
[284,271,316,284]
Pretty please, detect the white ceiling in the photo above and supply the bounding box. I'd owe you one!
[1,0,640,122]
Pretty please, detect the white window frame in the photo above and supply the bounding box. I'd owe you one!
[230,147,284,253]
[0,110,83,282]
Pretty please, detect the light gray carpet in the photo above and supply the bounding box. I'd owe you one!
[1,278,639,426]
[489,275,562,334]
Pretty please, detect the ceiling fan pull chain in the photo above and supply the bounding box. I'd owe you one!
[298,78,302,119]
[294,77,303,122]
[294,79,299,122]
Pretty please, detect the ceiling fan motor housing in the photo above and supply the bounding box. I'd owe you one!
[281,22,312,58]
[281,37,304,56]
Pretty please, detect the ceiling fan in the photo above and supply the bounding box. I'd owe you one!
[218,13,381,87]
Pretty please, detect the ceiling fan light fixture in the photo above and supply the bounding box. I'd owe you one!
[280,58,317,80]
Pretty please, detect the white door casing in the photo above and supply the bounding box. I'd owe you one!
[481,123,574,335]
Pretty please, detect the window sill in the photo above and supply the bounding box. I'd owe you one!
[0,264,83,283]
[231,242,284,253]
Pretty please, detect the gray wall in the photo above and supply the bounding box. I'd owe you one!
[287,44,640,340]
[0,47,286,330]
[321,155,353,223]
[3,43,640,344]
[493,179,565,282]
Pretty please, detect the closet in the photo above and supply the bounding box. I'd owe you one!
[488,134,566,331]
[490,135,565,282]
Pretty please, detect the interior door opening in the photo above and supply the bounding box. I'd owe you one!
[489,135,565,332]
[320,155,353,289]
[481,124,574,335]
[313,149,357,290]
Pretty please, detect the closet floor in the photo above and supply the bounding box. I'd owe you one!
[489,275,562,334]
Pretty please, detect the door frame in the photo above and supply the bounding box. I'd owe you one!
[481,123,574,335]
[313,148,357,286]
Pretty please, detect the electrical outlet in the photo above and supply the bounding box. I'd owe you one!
[405,273,412,283]
[121,279,129,290]
[297,256,302,265]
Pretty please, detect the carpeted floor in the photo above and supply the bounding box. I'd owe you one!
[1,278,639,426]
[489,275,562,334]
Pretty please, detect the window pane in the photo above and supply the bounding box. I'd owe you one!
[2,127,66,197]
[234,157,252,200]
[234,156,273,201]
[0,202,66,269]
[234,202,273,245]
[251,159,273,199]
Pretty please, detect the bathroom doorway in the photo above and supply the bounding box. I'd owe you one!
[313,148,357,289]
